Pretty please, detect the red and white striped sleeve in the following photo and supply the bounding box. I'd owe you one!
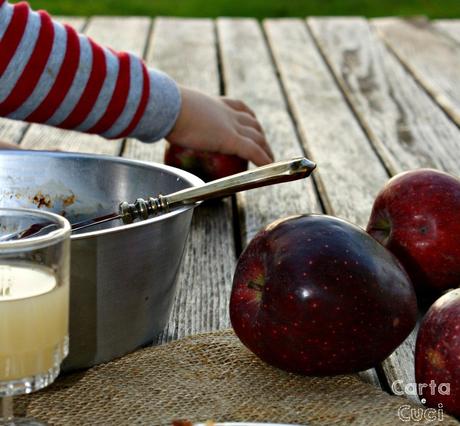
[0,0,181,142]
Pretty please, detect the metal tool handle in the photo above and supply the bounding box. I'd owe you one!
[120,157,316,224]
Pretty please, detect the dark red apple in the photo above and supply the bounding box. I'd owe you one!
[164,144,247,182]
[367,169,460,297]
[415,289,460,416]
[230,214,417,376]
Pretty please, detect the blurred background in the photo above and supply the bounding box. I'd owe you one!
[28,0,460,18]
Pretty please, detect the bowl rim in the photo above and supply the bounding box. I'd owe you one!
[0,150,205,240]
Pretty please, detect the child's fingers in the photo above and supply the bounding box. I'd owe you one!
[236,112,264,134]
[235,137,273,166]
[223,98,257,118]
[238,126,274,161]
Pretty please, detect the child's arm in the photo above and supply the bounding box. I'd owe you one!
[0,1,273,165]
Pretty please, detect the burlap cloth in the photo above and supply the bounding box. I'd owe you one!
[15,329,458,425]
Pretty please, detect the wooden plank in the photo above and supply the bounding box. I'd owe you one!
[217,18,321,246]
[434,19,460,45]
[383,326,420,403]
[307,17,460,179]
[264,19,388,229]
[123,18,237,343]
[374,18,460,127]
[263,18,391,387]
[20,17,151,154]
[0,17,86,146]
[156,199,236,342]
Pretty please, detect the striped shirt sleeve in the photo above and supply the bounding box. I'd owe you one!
[0,0,181,143]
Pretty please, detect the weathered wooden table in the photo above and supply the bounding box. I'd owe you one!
[2,15,460,402]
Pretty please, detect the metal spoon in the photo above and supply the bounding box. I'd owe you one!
[2,157,316,239]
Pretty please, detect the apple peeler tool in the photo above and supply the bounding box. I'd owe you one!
[1,157,316,240]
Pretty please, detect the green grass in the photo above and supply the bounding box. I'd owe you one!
[27,0,460,19]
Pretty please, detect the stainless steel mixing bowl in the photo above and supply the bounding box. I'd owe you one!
[0,151,203,371]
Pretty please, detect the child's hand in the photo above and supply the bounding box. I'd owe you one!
[166,87,274,166]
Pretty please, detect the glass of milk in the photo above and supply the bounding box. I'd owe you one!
[0,208,71,425]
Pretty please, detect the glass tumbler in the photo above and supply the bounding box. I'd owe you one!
[0,208,71,425]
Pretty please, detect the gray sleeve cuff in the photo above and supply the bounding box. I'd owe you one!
[131,69,181,143]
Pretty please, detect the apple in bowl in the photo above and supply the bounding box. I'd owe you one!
[230,214,417,376]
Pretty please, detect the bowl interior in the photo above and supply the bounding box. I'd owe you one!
[0,151,202,234]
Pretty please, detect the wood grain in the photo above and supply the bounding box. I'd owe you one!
[217,18,321,246]
[0,17,86,146]
[307,17,460,176]
[434,19,460,45]
[123,18,237,343]
[264,19,388,229]
[20,17,151,154]
[155,198,236,342]
[374,18,460,127]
